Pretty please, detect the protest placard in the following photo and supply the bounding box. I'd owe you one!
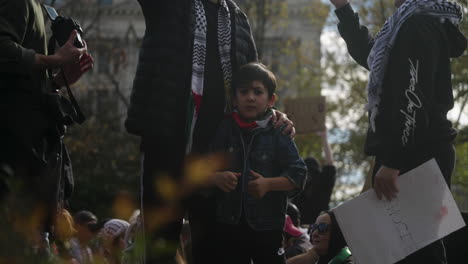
[334,159,466,264]
[283,96,325,134]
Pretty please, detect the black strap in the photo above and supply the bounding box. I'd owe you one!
[59,67,86,124]
[47,35,86,124]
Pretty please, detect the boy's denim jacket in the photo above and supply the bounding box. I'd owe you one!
[210,117,307,231]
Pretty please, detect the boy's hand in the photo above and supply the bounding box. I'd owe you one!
[272,110,296,138]
[214,171,241,192]
[248,170,270,199]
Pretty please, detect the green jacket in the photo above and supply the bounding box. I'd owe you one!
[0,0,53,152]
[0,0,75,215]
[0,0,48,93]
[328,247,353,264]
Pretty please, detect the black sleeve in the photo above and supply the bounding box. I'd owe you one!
[334,3,374,70]
[0,0,36,74]
[209,119,229,154]
[320,165,336,191]
[244,14,258,63]
[377,16,442,169]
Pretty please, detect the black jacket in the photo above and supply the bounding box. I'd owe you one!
[293,164,336,225]
[335,4,467,170]
[125,0,258,151]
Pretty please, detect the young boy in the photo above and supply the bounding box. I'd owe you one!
[209,62,307,264]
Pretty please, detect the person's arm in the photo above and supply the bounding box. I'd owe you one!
[247,134,307,199]
[247,170,295,199]
[286,247,319,264]
[330,0,375,70]
[0,0,87,73]
[212,171,241,192]
[204,119,240,190]
[53,50,94,87]
[0,0,36,73]
[317,130,333,166]
[37,30,88,70]
[277,133,308,198]
[374,15,442,200]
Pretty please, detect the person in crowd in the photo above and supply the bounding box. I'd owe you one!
[122,210,144,264]
[284,215,312,259]
[329,0,466,262]
[209,62,307,264]
[293,129,336,225]
[286,202,307,233]
[69,211,99,264]
[286,211,353,264]
[52,208,80,264]
[0,0,93,261]
[97,219,130,264]
[126,1,295,263]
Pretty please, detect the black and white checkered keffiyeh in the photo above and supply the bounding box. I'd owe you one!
[186,0,233,153]
[366,0,463,132]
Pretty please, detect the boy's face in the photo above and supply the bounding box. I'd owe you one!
[234,80,275,122]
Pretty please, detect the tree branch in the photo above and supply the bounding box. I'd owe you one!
[105,72,129,108]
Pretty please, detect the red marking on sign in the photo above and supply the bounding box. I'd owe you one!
[440,206,448,217]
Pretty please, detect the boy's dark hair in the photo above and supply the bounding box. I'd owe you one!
[232,62,276,98]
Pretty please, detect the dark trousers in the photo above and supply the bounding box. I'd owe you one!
[141,147,186,264]
[0,131,62,262]
[188,194,217,264]
[374,143,455,264]
[214,218,286,264]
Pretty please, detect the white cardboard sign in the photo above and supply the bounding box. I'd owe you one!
[334,159,466,264]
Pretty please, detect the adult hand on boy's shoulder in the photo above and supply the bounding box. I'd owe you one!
[213,171,241,192]
[272,110,296,138]
[248,170,270,199]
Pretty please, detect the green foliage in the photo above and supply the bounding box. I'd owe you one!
[449,1,468,204]
[454,141,468,190]
[453,127,468,207]
[64,95,140,218]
